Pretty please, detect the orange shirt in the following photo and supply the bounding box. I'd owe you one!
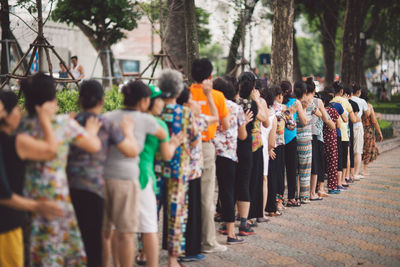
[189,83,229,141]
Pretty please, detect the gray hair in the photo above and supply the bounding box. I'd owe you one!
[157,69,184,98]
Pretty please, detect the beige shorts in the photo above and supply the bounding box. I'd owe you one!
[353,126,364,154]
[103,178,140,233]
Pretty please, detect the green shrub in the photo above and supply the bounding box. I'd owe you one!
[377,119,393,140]
[17,88,124,114]
[57,90,79,114]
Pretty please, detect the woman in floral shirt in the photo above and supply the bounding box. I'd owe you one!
[176,86,216,260]
[266,85,296,216]
[18,73,102,266]
[155,69,199,267]
[213,77,252,244]
[66,80,138,267]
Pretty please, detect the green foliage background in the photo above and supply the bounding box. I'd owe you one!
[18,87,123,114]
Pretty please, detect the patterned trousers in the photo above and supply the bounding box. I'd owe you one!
[297,138,312,199]
[324,132,338,190]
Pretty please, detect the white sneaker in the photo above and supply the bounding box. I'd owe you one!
[202,244,227,253]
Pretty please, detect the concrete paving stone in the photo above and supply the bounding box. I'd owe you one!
[168,147,400,266]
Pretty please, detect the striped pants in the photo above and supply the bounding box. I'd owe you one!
[297,137,312,199]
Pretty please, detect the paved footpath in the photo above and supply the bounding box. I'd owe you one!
[167,147,400,267]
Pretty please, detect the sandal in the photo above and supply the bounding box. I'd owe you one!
[135,255,146,266]
[267,211,282,217]
[286,199,301,207]
[300,199,311,204]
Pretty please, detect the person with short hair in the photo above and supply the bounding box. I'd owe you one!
[330,81,358,191]
[282,81,307,207]
[66,79,139,267]
[102,80,167,267]
[18,72,102,266]
[307,78,334,200]
[350,84,370,179]
[295,81,321,203]
[267,85,296,215]
[156,69,200,267]
[360,90,383,175]
[189,59,229,253]
[213,77,252,244]
[319,90,341,194]
[0,92,64,267]
[70,56,85,82]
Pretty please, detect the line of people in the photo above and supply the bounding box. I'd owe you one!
[0,58,383,267]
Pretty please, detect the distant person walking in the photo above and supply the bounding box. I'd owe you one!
[70,56,85,82]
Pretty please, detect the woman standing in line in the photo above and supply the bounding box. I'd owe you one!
[281,81,307,208]
[266,85,296,216]
[18,73,102,266]
[360,89,383,175]
[155,69,200,267]
[319,91,341,194]
[295,81,321,203]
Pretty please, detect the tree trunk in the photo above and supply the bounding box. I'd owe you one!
[1,0,12,84]
[340,0,365,86]
[270,0,294,85]
[225,0,259,75]
[183,0,198,82]
[164,0,186,73]
[319,0,339,86]
[98,47,114,89]
[293,32,302,82]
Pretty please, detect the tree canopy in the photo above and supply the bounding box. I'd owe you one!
[52,0,142,50]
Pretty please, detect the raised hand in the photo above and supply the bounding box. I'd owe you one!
[85,116,102,136]
[245,109,254,125]
[189,100,201,117]
[35,100,58,120]
[202,79,213,95]
[171,131,184,147]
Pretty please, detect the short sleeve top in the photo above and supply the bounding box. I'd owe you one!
[214,100,246,162]
[18,115,86,202]
[67,112,125,197]
[189,114,209,180]
[331,96,353,141]
[154,104,199,182]
[139,117,169,192]
[189,84,229,141]
[297,101,316,142]
[329,102,344,137]
[0,134,26,234]
[350,96,368,128]
[103,110,159,181]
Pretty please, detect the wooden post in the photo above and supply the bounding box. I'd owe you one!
[37,0,44,72]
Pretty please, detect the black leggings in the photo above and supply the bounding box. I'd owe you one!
[342,141,349,169]
[266,145,285,213]
[216,156,237,222]
[248,147,264,219]
[284,138,298,199]
[70,188,104,267]
[235,140,253,202]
